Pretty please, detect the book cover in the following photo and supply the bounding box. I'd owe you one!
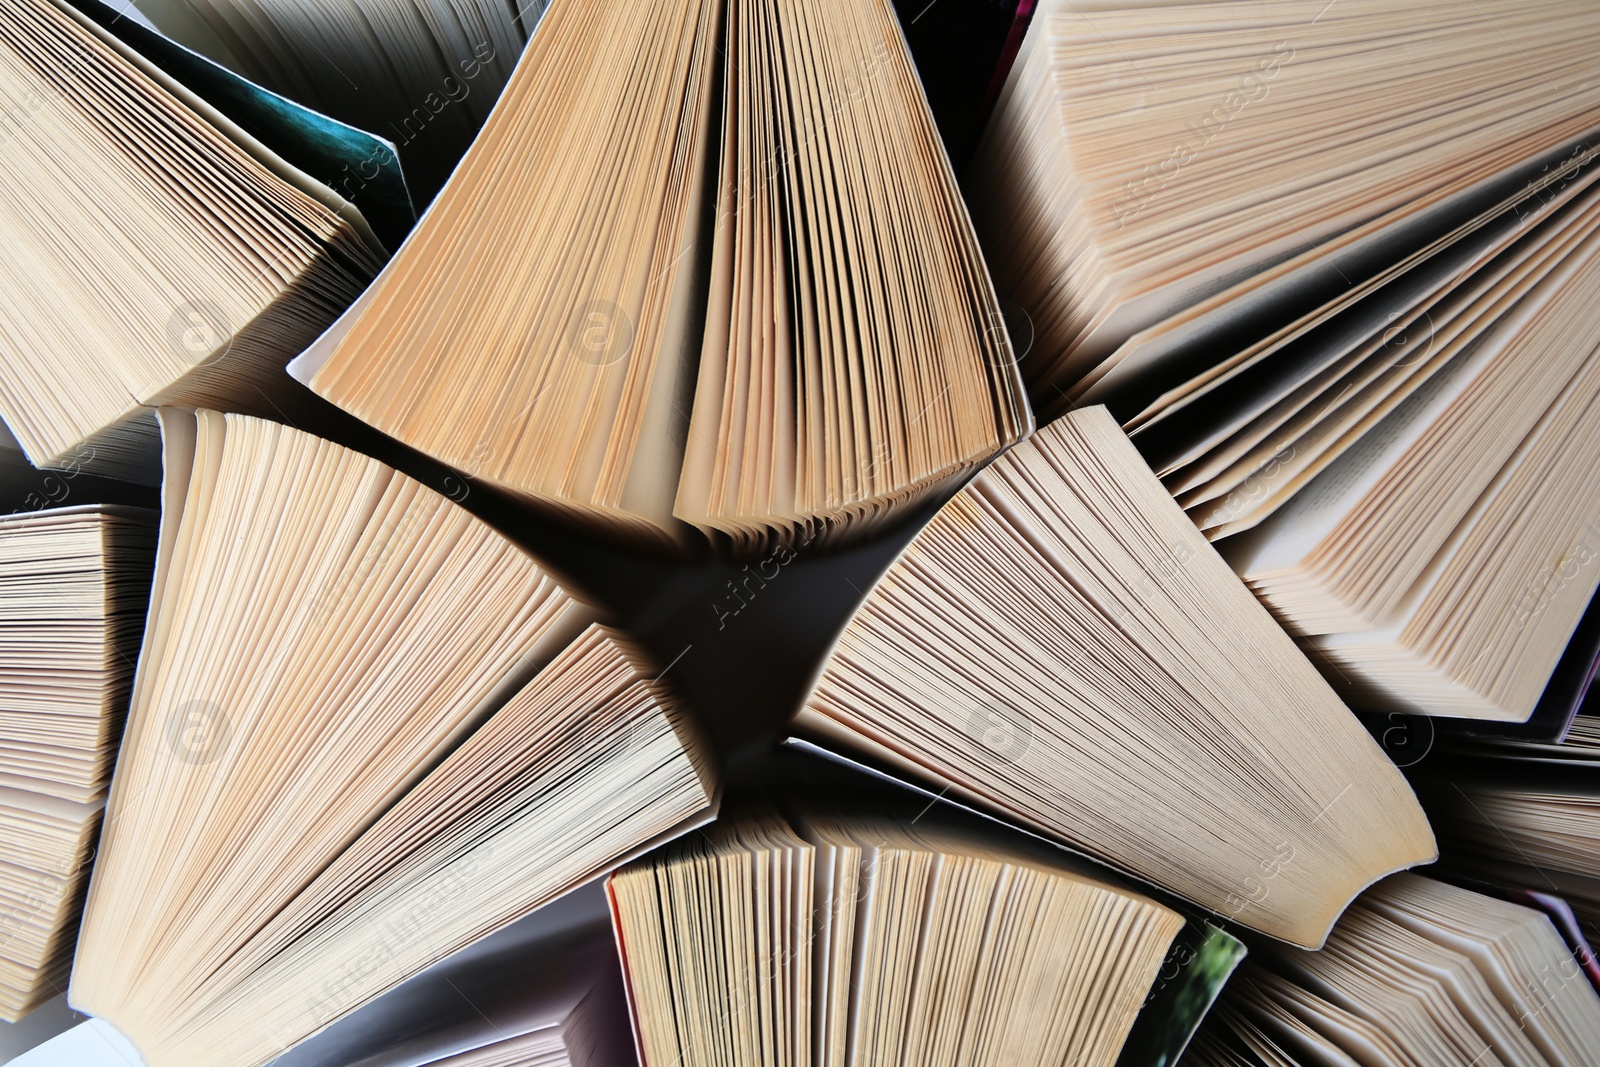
[69,0,414,250]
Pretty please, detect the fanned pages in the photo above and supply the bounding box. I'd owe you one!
[968,0,1600,411]
[673,0,1030,548]
[0,503,154,1019]
[1218,200,1600,718]
[296,0,722,546]
[1136,140,1600,536]
[608,808,1184,1067]
[68,412,716,1067]
[133,0,546,197]
[1418,715,1600,945]
[0,0,384,483]
[298,0,1028,549]
[962,0,1600,723]
[1189,875,1600,1067]
[796,406,1435,947]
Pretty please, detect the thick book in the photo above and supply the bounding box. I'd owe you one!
[132,0,543,200]
[770,738,1246,1067]
[969,0,1600,413]
[291,0,1030,550]
[963,0,1600,723]
[1217,153,1600,720]
[1415,713,1600,947]
[792,405,1435,948]
[0,0,387,484]
[59,412,717,1067]
[0,494,154,1020]
[609,805,1187,1067]
[1186,874,1600,1067]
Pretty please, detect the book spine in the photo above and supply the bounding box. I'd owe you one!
[604,877,652,1067]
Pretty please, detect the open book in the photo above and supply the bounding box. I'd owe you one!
[61,412,716,1067]
[1213,150,1600,720]
[794,406,1436,947]
[0,443,155,1019]
[968,0,1600,413]
[292,0,1030,549]
[131,0,544,200]
[964,0,1600,723]
[1188,874,1600,1067]
[610,806,1185,1067]
[1418,713,1600,946]
[0,0,387,484]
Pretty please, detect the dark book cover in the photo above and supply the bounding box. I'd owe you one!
[67,0,415,251]
[1115,918,1247,1067]
[890,0,1035,171]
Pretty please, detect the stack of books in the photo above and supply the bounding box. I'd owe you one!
[0,0,1595,1065]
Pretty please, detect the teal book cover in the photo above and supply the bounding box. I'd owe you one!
[67,0,415,251]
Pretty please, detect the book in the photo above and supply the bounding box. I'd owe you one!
[793,405,1435,948]
[0,0,386,484]
[0,479,155,1020]
[964,0,1600,723]
[0,507,155,805]
[1216,157,1600,720]
[1150,140,1600,537]
[1447,880,1600,999]
[273,884,632,1067]
[968,0,1600,411]
[291,0,1031,550]
[0,788,97,1023]
[62,411,716,1067]
[608,806,1185,1067]
[764,740,1247,1067]
[1415,713,1600,947]
[131,0,544,200]
[1186,874,1600,1067]
[69,0,415,249]
[1440,588,1600,744]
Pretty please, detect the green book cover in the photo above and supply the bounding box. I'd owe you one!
[1116,918,1247,1067]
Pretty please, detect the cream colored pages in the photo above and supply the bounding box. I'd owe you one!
[796,406,1434,947]
[674,0,1030,550]
[302,0,721,547]
[0,0,381,480]
[969,0,1600,411]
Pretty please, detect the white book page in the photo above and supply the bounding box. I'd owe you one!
[8,1019,145,1067]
